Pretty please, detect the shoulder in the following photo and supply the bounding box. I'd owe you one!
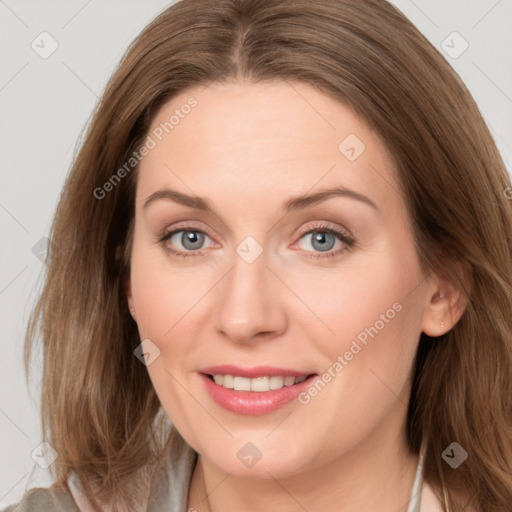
[1,484,79,512]
[2,431,197,512]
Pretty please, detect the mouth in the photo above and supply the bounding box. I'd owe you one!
[203,373,313,392]
[198,365,318,415]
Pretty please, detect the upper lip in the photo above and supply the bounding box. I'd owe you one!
[199,365,315,378]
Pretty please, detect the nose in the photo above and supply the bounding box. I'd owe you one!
[213,245,288,344]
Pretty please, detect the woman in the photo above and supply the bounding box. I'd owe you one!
[4,0,511,511]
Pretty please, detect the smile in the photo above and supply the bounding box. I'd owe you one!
[209,374,308,391]
[198,366,318,415]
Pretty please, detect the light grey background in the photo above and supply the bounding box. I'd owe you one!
[1,0,511,506]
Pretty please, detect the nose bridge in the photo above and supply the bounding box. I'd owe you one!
[213,238,286,342]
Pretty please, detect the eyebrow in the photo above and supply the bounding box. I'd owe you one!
[142,185,378,213]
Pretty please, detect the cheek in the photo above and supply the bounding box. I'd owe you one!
[129,239,211,345]
[286,249,423,358]
[128,243,211,432]
[290,248,424,416]
[292,247,424,429]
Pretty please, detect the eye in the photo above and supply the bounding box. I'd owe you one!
[293,222,355,260]
[157,225,216,258]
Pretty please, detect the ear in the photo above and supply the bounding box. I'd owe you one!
[125,278,137,321]
[421,263,472,337]
[117,243,137,321]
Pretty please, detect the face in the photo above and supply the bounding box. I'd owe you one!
[126,80,440,479]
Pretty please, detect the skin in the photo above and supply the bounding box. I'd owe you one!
[126,80,467,512]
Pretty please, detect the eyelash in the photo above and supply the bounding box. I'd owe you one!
[156,221,355,261]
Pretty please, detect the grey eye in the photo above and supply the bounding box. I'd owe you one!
[305,231,337,252]
[173,230,206,251]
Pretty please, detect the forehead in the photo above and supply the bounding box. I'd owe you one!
[145,80,370,157]
[136,80,402,217]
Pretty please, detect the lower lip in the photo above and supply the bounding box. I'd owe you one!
[200,373,317,416]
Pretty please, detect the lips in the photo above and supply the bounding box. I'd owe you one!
[198,365,318,416]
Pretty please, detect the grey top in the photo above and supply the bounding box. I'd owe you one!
[2,435,426,512]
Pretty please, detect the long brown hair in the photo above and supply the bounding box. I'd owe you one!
[25,0,512,510]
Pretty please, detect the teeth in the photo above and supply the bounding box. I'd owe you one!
[211,374,308,392]
[251,376,269,392]
[222,374,234,388]
[270,376,284,390]
[284,376,296,386]
[233,376,251,391]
